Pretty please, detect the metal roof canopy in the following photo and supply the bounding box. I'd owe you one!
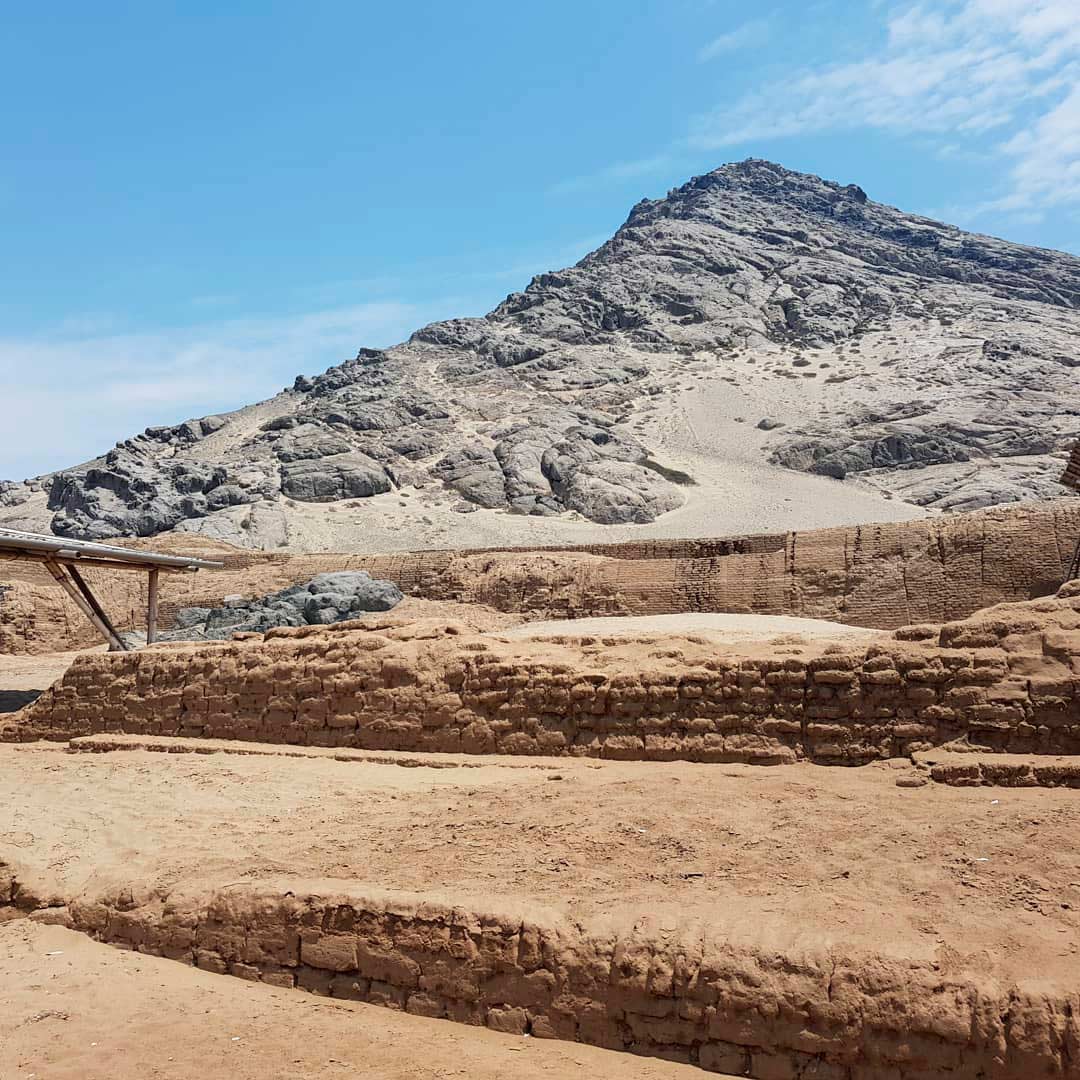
[0,527,223,651]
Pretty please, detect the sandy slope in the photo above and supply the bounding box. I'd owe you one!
[0,329,931,555]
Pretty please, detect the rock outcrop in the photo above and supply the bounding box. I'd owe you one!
[5,159,1080,544]
[163,572,402,641]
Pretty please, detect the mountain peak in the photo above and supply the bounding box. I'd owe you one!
[3,161,1079,551]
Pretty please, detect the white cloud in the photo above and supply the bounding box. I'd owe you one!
[697,19,770,62]
[689,1,1080,214]
[990,84,1080,210]
[0,302,431,480]
[548,155,678,196]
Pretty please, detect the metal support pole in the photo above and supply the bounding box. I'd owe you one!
[43,558,129,652]
[147,568,159,644]
[67,565,129,651]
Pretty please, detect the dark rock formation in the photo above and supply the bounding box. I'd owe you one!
[162,572,403,641]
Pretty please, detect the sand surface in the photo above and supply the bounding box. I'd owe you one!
[3,742,1078,985]
[503,612,885,643]
[0,921,707,1080]
[0,648,101,714]
[0,648,100,693]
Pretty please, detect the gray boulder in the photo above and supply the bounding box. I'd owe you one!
[164,571,403,640]
[541,447,683,524]
[433,446,507,508]
[280,453,392,501]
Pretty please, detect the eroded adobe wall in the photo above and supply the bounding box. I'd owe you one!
[1064,442,1080,492]
[345,499,1080,629]
[0,579,83,655]
[197,499,1080,629]
[11,589,1080,762]
[70,882,1079,1078]
[4,498,1080,655]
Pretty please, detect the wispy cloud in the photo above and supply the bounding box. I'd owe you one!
[548,155,678,196]
[697,19,770,62]
[990,83,1080,211]
[689,1,1080,214]
[0,302,432,480]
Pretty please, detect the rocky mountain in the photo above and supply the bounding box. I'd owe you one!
[3,159,1079,551]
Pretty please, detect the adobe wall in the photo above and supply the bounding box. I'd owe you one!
[1063,441,1080,492]
[342,499,1080,629]
[160,498,1080,629]
[0,579,82,655]
[11,587,1080,763]
[68,881,1078,1078]
[4,498,1079,655]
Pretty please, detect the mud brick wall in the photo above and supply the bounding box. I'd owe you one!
[5,499,1080,655]
[1063,441,1080,493]
[69,882,1079,1078]
[925,755,1080,788]
[344,499,1080,629]
[0,579,81,655]
[12,589,1080,762]
[168,499,1080,630]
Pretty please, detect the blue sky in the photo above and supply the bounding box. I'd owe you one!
[3,0,1079,479]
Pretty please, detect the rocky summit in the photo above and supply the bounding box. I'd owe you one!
[3,159,1079,550]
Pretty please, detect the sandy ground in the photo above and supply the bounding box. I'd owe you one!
[3,742,1078,985]
[503,612,885,643]
[213,461,926,554]
[0,648,102,692]
[0,648,102,713]
[0,921,707,1080]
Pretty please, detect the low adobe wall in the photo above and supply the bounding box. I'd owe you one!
[1062,442,1080,492]
[68,881,1079,1078]
[10,588,1080,763]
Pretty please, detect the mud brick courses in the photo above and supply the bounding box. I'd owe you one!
[11,586,1080,763]
[1063,441,1080,493]
[0,579,81,654]
[70,881,1080,1079]
[181,498,1080,628]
